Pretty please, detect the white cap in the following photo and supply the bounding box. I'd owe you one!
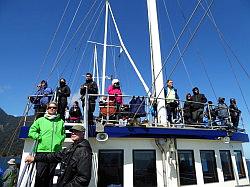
[7,159,15,165]
[112,79,119,85]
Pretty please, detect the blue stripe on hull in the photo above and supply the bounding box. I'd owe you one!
[19,125,249,142]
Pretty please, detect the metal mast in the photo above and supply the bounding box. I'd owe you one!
[101,0,109,95]
[146,0,167,125]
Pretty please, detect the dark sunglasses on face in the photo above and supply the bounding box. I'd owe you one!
[48,106,57,109]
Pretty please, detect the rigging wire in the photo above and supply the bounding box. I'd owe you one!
[155,0,214,100]
[201,0,250,81]
[69,2,106,103]
[35,0,71,86]
[49,0,100,86]
[146,0,203,98]
[162,0,194,88]
[200,0,250,115]
[197,52,217,100]
[176,0,217,100]
[48,0,84,81]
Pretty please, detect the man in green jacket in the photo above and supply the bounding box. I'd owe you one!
[29,101,66,187]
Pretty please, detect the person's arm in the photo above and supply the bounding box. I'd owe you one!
[65,86,71,97]
[65,148,92,187]
[28,119,41,140]
[80,84,86,96]
[26,148,66,163]
[202,94,207,103]
[89,82,98,94]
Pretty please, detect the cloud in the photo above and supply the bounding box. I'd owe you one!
[0,85,11,93]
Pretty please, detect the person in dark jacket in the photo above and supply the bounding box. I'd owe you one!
[190,87,207,124]
[80,73,98,125]
[229,98,241,129]
[216,97,229,126]
[69,101,82,123]
[2,159,17,187]
[25,125,92,187]
[57,78,71,120]
[183,93,193,124]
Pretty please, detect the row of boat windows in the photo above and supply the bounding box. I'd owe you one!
[179,150,246,185]
[97,149,246,187]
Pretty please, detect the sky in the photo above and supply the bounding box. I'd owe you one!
[0,0,250,156]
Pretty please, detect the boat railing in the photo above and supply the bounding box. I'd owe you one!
[86,93,245,132]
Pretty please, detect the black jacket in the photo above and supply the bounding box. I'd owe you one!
[80,81,98,101]
[57,85,71,103]
[35,139,92,187]
[191,94,207,110]
[69,106,82,118]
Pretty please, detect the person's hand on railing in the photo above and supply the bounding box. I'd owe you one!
[25,155,35,164]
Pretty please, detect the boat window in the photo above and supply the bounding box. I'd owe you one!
[98,150,124,187]
[133,150,157,187]
[200,150,219,183]
[234,150,246,178]
[177,150,197,185]
[219,150,235,181]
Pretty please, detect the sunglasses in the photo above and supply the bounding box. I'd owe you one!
[48,106,57,109]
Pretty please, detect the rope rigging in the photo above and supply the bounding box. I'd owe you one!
[176,0,218,100]
[199,0,250,116]
[155,0,214,100]
[35,0,71,88]
[162,0,194,88]
[145,0,203,99]
[48,0,84,81]
[69,2,106,104]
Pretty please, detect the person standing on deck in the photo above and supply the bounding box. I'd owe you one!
[107,79,123,106]
[190,87,207,124]
[57,78,71,121]
[2,159,17,187]
[80,73,98,125]
[26,125,92,187]
[229,98,241,129]
[164,79,179,123]
[30,80,53,119]
[28,102,66,187]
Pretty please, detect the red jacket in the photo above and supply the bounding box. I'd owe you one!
[107,85,123,104]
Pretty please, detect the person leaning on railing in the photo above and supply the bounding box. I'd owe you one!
[28,102,66,187]
[190,87,207,124]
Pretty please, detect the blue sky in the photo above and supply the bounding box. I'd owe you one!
[0,0,250,156]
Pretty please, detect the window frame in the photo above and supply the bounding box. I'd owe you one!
[200,150,219,183]
[219,150,235,181]
[133,149,157,187]
[234,150,246,179]
[177,149,197,185]
[97,149,124,187]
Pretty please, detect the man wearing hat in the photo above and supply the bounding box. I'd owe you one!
[2,158,17,187]
[26,125,92,187]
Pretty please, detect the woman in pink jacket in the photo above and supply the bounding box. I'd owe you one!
[107,79,123,105]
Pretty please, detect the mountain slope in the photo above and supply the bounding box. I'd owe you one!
[0,108,34,156]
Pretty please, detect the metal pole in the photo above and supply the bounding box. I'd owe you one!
[84,86,89,140]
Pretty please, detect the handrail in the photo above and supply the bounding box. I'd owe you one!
[84,93,244,132]
[17,140,38,187]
